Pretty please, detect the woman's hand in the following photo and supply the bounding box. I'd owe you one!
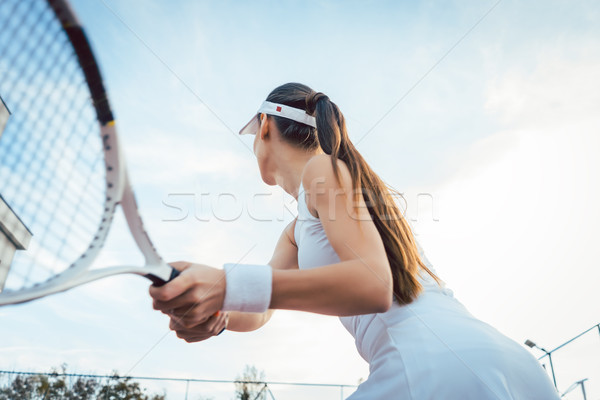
[149,261,226,329]
[168,310,229,343]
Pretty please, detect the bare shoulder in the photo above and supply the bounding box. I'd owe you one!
[301,154,353,193]
[301,154,355,217]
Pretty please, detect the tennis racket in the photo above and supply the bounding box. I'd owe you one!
[0,0,179,306]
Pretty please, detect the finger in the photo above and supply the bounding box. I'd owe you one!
[169,312,213,331]
[169,301,209,318]
[172,323,210,336]
[175,330,211,343]
[206,312,228,332]
[169,261,193,272]
[170,317,187,331]
[203,312,227,336]
[148,265,193,302]
[171,314,227,339]
[172,307,214,329]
[174,325,224,341]
[183,334,212,343]
[170,320,203,333]
[172,322,216,340]
[148,280,188,303]
[152,288,198,312]
[162,303,220,324]
[216,313,229,336]
[178,314,210,329]
[168,304,221,320]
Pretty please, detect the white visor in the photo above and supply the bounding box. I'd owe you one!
[239,101,316,135]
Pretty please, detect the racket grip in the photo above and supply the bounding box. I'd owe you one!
[168,267,181,281]
[146,266,180,287]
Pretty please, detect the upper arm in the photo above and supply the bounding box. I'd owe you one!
[228,219,298,330]
[264,219,298,319]
[302,155,391,286]
[268,218,299,271]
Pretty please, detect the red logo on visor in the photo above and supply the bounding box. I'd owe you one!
[276,106,282,112]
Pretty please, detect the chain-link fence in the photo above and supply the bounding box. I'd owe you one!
[0,370,358,400]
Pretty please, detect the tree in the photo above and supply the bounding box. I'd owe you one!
[0,366,165,400]
[97,372,165,400]
[233,365,268,400]
[0,374,36,400]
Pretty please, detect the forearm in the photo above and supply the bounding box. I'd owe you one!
[270,259,392,316]
[226,309,274,332]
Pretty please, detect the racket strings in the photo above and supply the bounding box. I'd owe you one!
[5,91,91,198]
[0,0,107,290]
[0,1,59,95]
[0,39,76,158]
[6,155,105,237]
[14,97,101,212]
[2,48,102,213]
[0,1,44,59]
[0,1,21,36]
[2,2,53,57]
[0,21,72,170]
[31,140,106,277]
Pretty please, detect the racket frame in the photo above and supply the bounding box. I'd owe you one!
[0,0,177,306]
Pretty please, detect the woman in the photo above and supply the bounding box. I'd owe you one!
[149,83,559,399]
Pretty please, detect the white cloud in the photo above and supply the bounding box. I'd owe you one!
[484,52,600,128]
[411,46,600,395]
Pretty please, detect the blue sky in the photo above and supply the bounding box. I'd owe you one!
[1,0,599,399]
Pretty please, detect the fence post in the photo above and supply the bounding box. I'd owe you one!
[580,379,588,400]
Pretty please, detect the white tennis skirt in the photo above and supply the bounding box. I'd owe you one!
[342,289,560,400]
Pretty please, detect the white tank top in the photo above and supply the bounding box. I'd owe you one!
[294,182,560,400]
[294,181,454,361]
[294,181,452,290]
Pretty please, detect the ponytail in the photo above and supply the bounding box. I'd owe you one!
[267,83,440,305]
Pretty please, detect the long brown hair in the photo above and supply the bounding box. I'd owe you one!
[265,82,441,304]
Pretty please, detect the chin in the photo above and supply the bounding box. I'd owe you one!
[256,161,276,186]
[258,168,276,186]
[262,175,277,186]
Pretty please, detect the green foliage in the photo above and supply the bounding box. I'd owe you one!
[0,366,165,400]
[97,373,165,400]
[1,364,265,400]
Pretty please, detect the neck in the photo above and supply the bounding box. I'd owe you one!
[274,150,317,200]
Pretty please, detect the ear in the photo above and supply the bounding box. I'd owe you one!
[259,113,269,140]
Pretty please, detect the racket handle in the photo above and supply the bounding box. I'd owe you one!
[145,266,180,287]
[168,267,181,281]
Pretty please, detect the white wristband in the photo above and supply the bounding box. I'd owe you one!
[221,263,273,313]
